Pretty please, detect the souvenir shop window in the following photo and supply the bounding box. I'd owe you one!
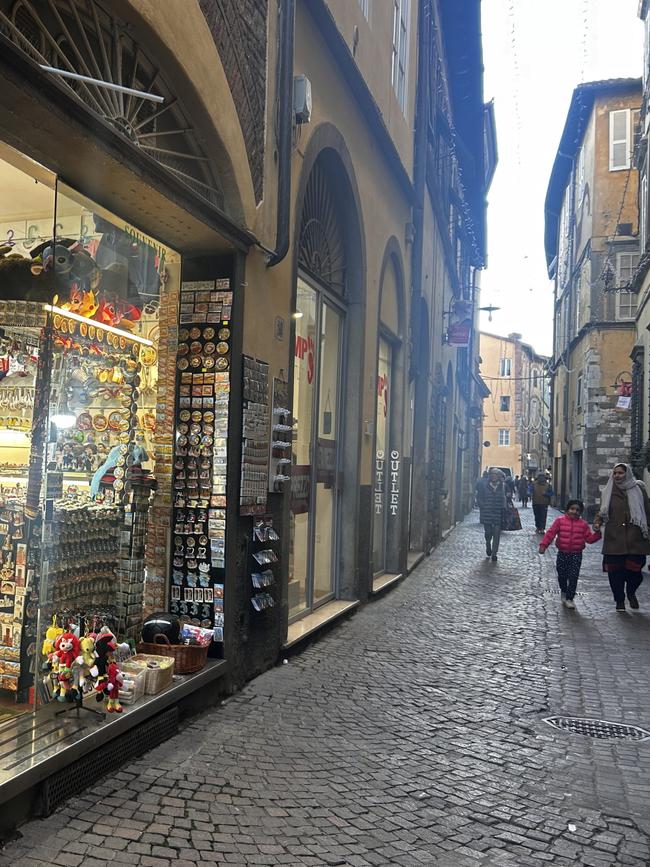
[0,145,56,716]
[33,184,181,712]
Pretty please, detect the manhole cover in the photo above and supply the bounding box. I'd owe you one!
[543,716,650,741]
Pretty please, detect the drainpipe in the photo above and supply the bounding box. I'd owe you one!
[268,0,295,268]
[409,0,430,380]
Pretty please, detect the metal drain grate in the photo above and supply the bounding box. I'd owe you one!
[40,706,179,816]
[543,716,650,741]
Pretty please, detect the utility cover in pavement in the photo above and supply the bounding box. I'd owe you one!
[543,716,650,741]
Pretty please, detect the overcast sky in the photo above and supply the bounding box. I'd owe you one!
[480,0,644,356]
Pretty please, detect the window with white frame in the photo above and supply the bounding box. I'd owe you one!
[617,289,639,319]
[609,109,632,171]
[576,373,583,409]
[577,145,585,202]
[498,357,512,377]
[357,0,369,18]
[641,172,648,251]
[391,0,410,112]
[498,429,510,446]
[500,396,511,412]
[617,251,639,284]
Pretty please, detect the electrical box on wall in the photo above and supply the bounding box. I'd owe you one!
[293,75,312,124]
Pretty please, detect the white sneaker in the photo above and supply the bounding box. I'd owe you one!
[564,598,576,609]
[560,592,566,602]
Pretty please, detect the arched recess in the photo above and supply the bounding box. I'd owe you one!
[0,0,248,225]
[289,123,366,619]
[372,237,407,577]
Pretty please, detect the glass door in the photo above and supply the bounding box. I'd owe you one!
[289,279,343,619]
[373,337,392,574]
[313,302,342,606]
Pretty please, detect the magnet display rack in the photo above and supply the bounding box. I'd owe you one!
[268,378,291,494]
[250,517,280,612]
[240,356,269,516]
[169,279,232,644]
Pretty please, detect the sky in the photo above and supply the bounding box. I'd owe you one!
[479,0,644,356]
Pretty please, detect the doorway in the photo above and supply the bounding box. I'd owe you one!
[373,336,393,574]
[289,277,344,619]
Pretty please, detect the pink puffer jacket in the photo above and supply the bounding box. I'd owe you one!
[540,515,601,553]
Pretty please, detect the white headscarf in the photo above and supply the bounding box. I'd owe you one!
[599,462,649,538]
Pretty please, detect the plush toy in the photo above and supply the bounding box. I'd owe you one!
[0,245,53,302]
[80,635,98,682]
[54,632,83,702]
[93,629,117,700]
[41,619,63,665]
[104,661,124,713]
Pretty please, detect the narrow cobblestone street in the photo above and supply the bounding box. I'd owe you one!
[4,506,650,867]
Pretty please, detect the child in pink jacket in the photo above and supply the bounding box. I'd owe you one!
[539,499,601,609]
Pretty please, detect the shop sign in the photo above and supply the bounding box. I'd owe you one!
[375,450,385,515]
[294,334,315,384]
[447,319,471,348]
[377,372,389,417]
[389,450,400,516]
[290,464,311,514]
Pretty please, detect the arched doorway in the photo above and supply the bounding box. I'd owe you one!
[372,244,405,577]
[289,149,363,619]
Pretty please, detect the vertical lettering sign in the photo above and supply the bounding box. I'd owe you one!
[389,450,400,516]
[375,450,384,515]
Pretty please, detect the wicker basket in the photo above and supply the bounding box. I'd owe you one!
[136,634,209,675]
[126,653,175,694]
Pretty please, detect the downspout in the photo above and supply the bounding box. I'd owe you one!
[268,0,295,267]
[409,0,430,380]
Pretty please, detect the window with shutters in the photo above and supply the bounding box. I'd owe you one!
[616,252,640,319]
[391,0,410,113]
[610,109,631,171]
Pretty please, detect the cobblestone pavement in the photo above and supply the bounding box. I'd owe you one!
[4,506,650,866]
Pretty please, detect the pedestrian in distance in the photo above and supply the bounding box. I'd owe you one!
[477,467,506,562]
[505,475,516,497]
[518,475,529,508]
[539,499,601,610]
[594,462,650,612]
[532,473,554,534]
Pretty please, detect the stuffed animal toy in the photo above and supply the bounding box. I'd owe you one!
[53,632,83,702]
[80,635,98,681]
[104,661,124,713]
[93,629,117,700]
[0,245,53,302]
[41,619,63,667]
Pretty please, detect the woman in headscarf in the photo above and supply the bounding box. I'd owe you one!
[477,468,506,562]
[595,462,650,612]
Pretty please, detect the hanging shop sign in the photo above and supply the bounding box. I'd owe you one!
[447,319,472,348]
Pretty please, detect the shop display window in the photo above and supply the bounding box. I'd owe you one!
[0,142,181,720]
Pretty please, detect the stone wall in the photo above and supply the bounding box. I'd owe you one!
[198,0,268,203]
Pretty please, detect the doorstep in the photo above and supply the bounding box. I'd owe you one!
[0,658,227,809]
[284,600,359,649]
[371,572,403,595]
[407,550,425,573]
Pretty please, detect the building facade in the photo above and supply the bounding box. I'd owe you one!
[0,0,494,823]
[479,332,550,478]
[630,3,650,485]
[545,79,641,513]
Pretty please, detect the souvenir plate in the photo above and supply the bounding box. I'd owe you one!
[216,341,229,356]
[92,414,108,431]
[217,327,230,340]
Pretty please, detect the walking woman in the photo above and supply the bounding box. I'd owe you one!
[595,462,650,612]
[477,468,507,562]
[532,473,553,534]
[518,475,529,508]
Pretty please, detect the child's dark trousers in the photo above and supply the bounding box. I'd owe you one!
[556,551,582,600]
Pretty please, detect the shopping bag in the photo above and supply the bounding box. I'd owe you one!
[501,506,522,531]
